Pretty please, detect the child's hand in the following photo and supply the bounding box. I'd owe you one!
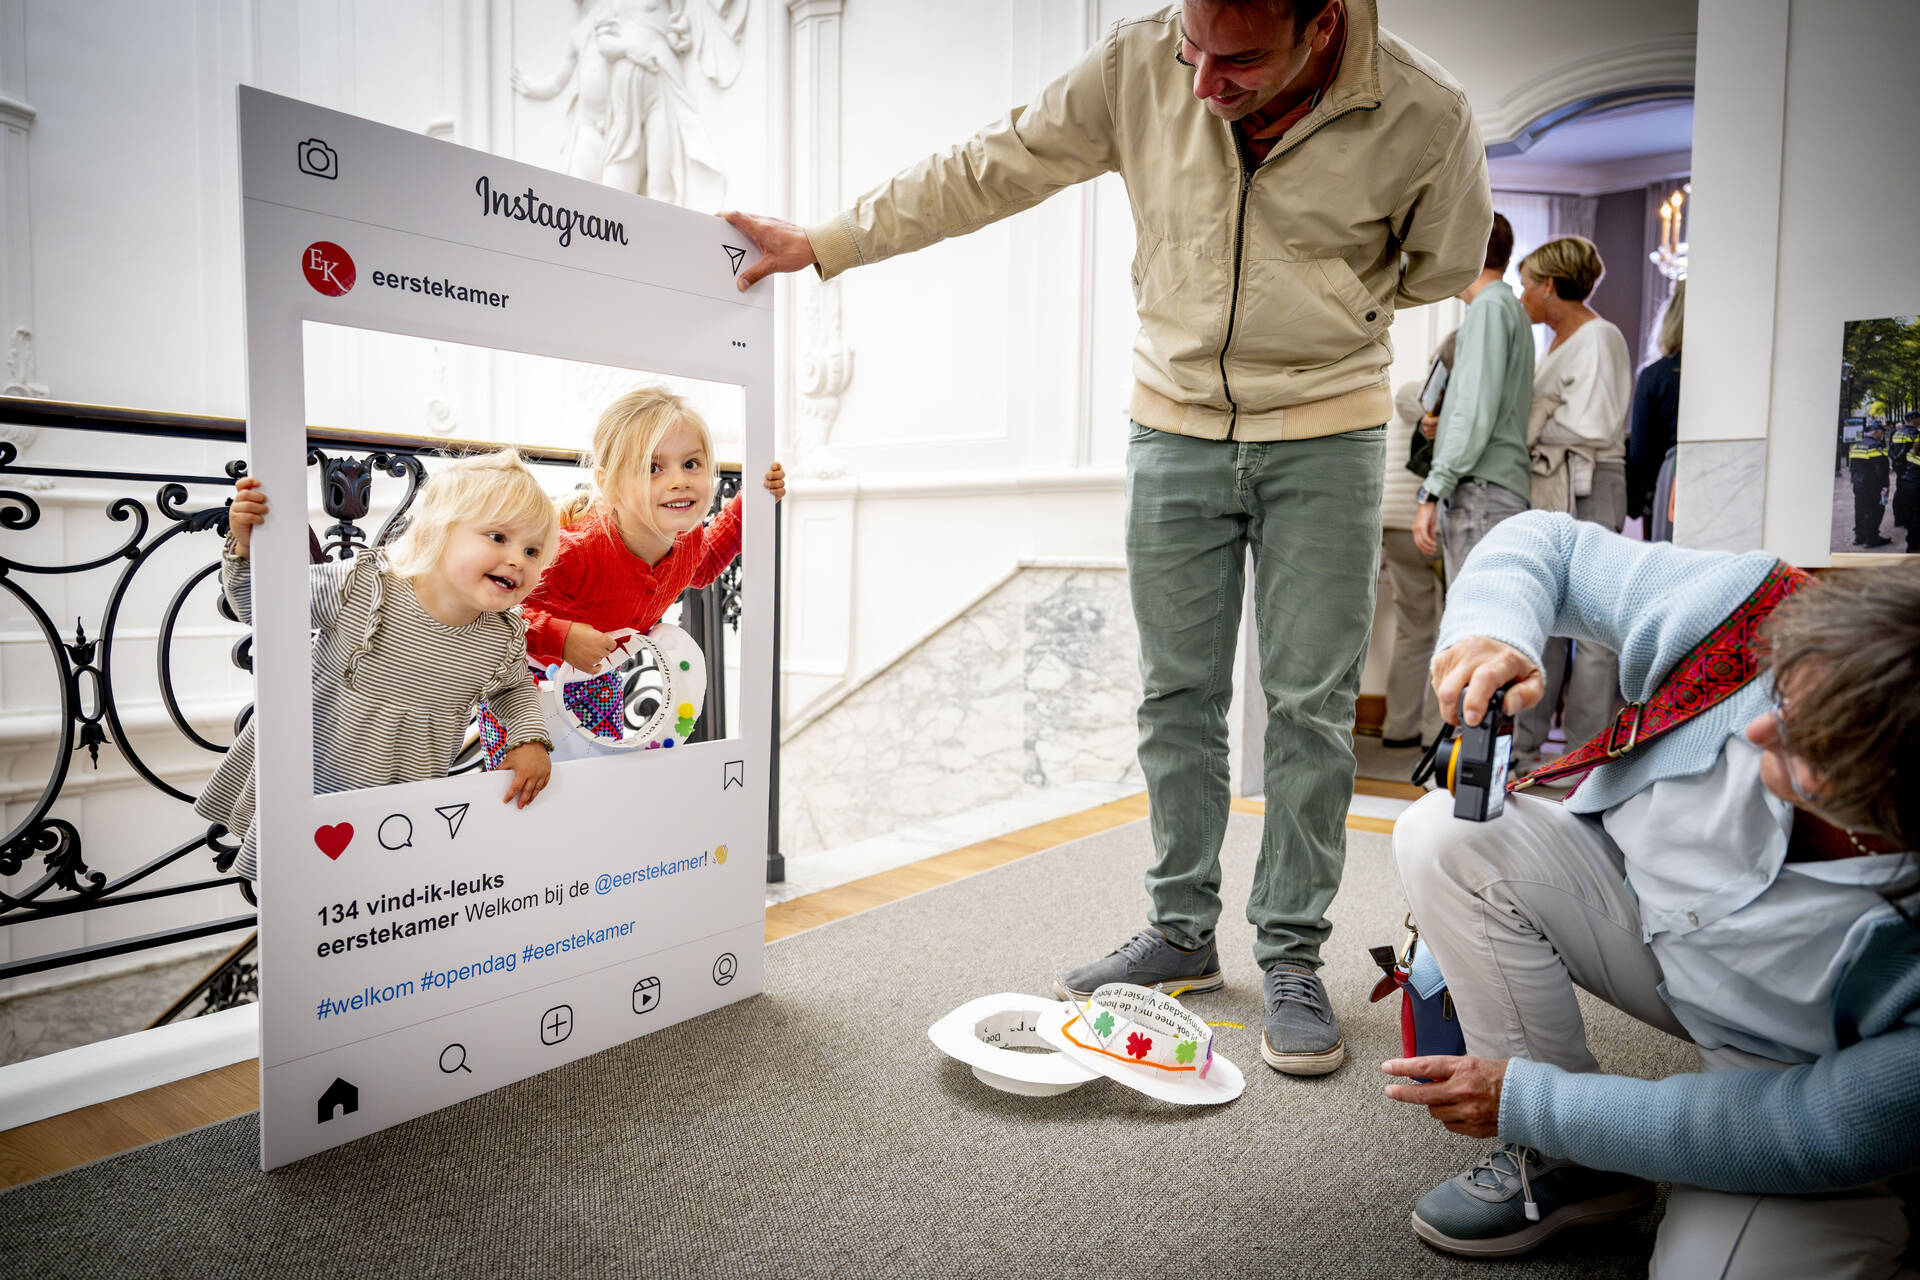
[763,461,786,502]
[228,475,269,556]
[562,623,622,674]
[500,742,551,808]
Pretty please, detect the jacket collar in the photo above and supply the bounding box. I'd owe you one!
[1321,0,1383,111]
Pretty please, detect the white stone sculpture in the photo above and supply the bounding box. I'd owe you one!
[512,0,748,209]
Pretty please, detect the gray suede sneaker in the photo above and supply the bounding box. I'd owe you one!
[1259,963,1345,1075]
[1411,1144,1654,1258]
[1053,928,1223,1001]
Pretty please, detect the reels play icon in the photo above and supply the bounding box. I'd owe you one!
[302,241,355,296]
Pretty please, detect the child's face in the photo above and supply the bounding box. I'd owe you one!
[435,517,548,614]
[620,420,712,539]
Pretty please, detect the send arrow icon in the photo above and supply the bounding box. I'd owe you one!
[723,244,747,276]
[435,803,470,840]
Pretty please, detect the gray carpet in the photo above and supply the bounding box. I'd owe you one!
[1,815,1694,1278]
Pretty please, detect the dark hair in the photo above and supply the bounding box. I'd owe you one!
[1211,0,1335,36]
[1285,0,1335,33]
[1485,213,1514,274]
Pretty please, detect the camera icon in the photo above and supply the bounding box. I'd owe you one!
[297,138,338,180]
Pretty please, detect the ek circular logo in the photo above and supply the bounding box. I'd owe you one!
[302,241,355,297]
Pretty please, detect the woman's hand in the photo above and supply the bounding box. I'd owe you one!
[228,475,269,557]
[764,461,786,502]
[499,742,551,809]
[562,623,622,674]
[1382,1055,1509,1138]
[1431,637,1543,727]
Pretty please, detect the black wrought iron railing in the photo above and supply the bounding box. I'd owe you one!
[0,396,780,1022]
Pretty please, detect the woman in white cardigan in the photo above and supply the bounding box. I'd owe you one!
[1512,235,1634,766]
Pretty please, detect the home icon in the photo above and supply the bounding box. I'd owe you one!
[316,1077,359,1124]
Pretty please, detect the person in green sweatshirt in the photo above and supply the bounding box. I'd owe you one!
[1412,213,1534,585]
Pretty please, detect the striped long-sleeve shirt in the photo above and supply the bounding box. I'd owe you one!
[194,548,549,879]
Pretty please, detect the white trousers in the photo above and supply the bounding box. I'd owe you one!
[1394,790,1915,1279]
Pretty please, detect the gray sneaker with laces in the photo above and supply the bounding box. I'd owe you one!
[1411,1143,1654,1257]
[1053,928,1223,1001]
[1260,963,1344,1075]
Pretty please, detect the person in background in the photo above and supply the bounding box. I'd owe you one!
[1893,411,1920,554]
[1510,236,1633,770]
[1380,380,1445,750]
[1627,279,1684,533]
[1849,422,1893,549]
[1890,410,1918,481]
[1412,212,1533,587]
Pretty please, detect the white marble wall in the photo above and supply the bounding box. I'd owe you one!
[779,566,1142,856]
[1674,439,1767,552]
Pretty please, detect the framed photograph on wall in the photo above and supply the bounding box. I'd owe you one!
[1830,313,1920,561]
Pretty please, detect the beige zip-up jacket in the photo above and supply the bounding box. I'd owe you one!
[806,1,1491,442]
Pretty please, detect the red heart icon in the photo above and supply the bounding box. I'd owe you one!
[314,823,354,860]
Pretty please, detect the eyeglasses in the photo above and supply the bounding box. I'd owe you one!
[1770,690,1825,806]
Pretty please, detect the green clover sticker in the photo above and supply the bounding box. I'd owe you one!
[1175,1039,1197,1065]
[1093,1011,1115,1038]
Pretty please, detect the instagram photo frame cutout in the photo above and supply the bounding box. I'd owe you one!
[238,87,772,1169]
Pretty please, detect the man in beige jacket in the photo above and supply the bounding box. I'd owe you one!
[724,0,1490,1076]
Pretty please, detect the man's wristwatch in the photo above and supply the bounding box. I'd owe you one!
[1415,484,1437,505]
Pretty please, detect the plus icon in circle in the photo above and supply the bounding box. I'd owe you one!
[539,1004,573,1045]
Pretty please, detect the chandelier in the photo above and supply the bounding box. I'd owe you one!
[1650,183,1690,281]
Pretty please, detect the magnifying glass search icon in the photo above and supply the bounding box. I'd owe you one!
[439,1043,471,1074]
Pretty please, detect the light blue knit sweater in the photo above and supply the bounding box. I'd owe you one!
[1438,511,1920,1193]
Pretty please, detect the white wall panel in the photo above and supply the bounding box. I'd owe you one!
[1758,0,1920,562]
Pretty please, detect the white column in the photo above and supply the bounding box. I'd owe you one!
[786,0,851,478]
[778,0,858,728]
[1673,0,1788,552]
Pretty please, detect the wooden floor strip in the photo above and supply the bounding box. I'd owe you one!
[1353,777,1426,802]
[1,786,1405,1187]
[0,1059,258,1190]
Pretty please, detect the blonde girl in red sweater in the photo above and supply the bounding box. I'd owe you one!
[478,387,783,763]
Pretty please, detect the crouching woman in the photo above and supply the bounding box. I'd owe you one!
[1386,510,1918,1278]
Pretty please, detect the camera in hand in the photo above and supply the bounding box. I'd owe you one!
[1410,681,1517,822]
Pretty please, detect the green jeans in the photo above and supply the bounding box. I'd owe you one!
[1124,421,1385,969]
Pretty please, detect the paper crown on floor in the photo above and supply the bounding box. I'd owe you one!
[1036,982,1244,1106]
[928,993,1101,1096]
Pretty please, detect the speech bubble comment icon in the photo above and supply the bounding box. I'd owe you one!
[378,813,413,850]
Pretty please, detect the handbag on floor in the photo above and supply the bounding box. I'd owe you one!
[1369,915,1464,1073]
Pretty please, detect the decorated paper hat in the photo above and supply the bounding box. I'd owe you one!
[538,622,706,751]
[1036,982,1243,1105]
[928,993,1100,1096]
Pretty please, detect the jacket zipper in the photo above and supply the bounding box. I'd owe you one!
[1215,97,1378,437]
[1218,129,1255,433]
